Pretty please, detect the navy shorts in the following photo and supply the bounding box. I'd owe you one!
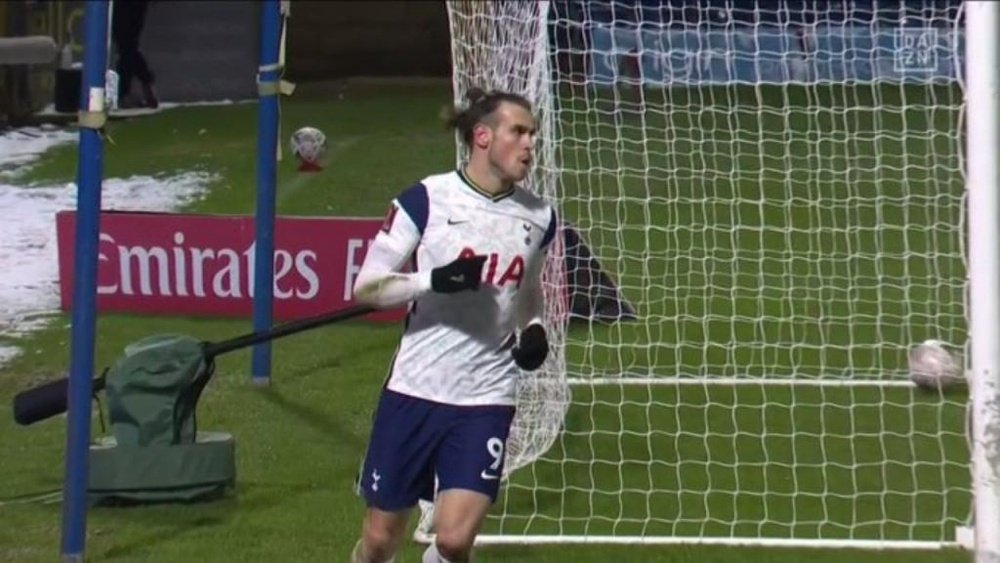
[358,389,516,511]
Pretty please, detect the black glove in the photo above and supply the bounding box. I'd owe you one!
[431,255,487,293]
[512,323,548,371]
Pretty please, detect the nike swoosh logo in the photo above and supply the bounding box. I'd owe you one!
[480,470,499,480]
[448,218,469,225]
[450,275,464,283]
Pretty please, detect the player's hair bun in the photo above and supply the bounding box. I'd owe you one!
[466,87,487,106]
[443,87,533,147]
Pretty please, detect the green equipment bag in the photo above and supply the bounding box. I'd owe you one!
[12,305,375,504]
[88,334,236,505]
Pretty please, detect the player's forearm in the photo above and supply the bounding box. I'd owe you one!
[517,272,545,328]
[513,268,549,371]
[353,268,433,309]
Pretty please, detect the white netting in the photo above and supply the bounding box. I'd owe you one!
[446,0,570,477]
[438,0,970,548]
[417,0,571,540]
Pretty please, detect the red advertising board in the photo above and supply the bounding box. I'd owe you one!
[55,211,406,323]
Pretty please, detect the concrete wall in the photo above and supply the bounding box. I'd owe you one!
[285,1,451,81]
[141,1,260,102]
[142,0,452,101]
[3,0,453,108]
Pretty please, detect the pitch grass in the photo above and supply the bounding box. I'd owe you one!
[0,81,972,562]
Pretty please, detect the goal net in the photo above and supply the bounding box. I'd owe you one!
[441,0,970,548]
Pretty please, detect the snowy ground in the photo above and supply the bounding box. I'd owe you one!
[0,125,213,368]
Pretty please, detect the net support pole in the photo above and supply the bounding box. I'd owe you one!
[251,0,283,386]
[967,2,1000,561]
[60,0,109,560]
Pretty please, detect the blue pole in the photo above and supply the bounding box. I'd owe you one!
[61,0,109,560]
[252,0,282,386]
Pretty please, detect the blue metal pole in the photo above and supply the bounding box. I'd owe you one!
[61,1,109,560]
[252,0,282,386]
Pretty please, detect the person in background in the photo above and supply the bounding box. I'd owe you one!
[112,0,158,109]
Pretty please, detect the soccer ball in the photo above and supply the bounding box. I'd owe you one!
[289,126,327,165]
[908,339,963,391]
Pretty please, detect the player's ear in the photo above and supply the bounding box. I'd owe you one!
[472,122,492,150]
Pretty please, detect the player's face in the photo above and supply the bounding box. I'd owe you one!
[486,103,537,184]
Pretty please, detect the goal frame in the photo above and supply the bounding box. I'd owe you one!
[435,1,1000,557]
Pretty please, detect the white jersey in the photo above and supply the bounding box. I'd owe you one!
[354,170,557,406]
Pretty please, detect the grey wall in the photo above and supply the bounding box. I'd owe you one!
[5,0,454,106]
[285,1,451,81]
[138,0,451,103]
[139,1,260,102]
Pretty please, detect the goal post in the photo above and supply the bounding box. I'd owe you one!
[441,0,990,553]
[966,1,1000,561]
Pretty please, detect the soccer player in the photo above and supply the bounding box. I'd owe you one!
[349,88,557,563]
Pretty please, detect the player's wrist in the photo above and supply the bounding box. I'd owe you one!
[416,269,434,294]
[523,318,544,329]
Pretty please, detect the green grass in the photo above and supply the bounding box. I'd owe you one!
[0,81,973,562]
[495,384,969,542]
[558,83,966,378]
